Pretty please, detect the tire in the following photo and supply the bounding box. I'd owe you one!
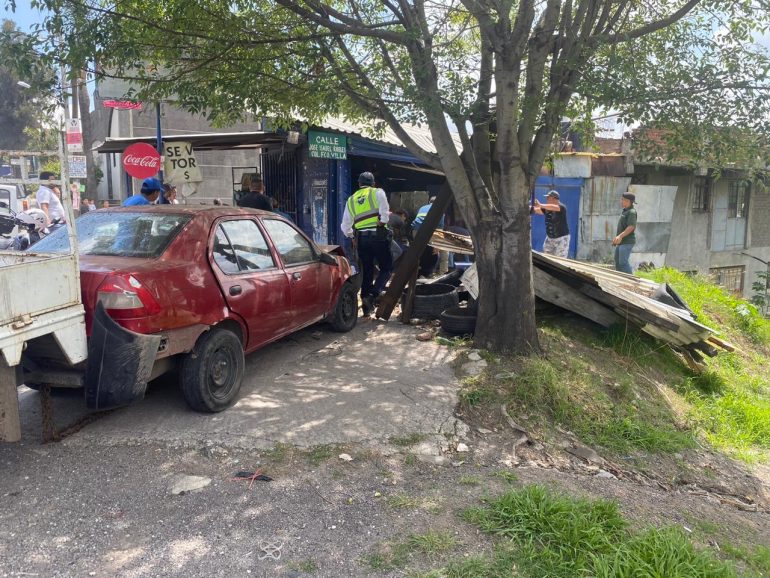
[409,283,459,320]
[329,281,359,332]
[440,306,478,335]
[180,328,244,413]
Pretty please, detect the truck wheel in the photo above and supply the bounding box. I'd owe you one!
[180,328,244,412]
[329,281,358,332]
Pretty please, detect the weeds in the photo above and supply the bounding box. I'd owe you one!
[453,485,737,578]
[364,531,457,572]
[390,433,429,447]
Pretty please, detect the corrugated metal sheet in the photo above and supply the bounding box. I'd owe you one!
[312,116,462,155]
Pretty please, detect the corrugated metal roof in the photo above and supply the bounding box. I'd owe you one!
[312,116,462,155]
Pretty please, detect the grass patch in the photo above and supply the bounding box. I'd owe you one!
[491,470,518,484]
[306,444,339,465]
[364,531,457,572]
[387,494,443,513]
[450,485,737,578]
[458,475,481,486]
[390,433,429,447]
[505,354,694,455]
[721,543,770,576]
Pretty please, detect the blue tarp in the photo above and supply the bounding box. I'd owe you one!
[531,176,583,258]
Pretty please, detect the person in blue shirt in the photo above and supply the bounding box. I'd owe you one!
[123,177,162,206]
[411,196,444,234]
[411,196,444,277]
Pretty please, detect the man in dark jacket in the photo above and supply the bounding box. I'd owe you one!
[237,173,272,211]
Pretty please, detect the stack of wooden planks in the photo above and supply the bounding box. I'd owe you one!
[429,230,734,362]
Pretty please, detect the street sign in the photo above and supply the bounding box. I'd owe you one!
[163,141,202,184]
[68,155,88,179]
[122,142,161,179]
[66,118,83,153]
[308,130,347,160]
[102,100,142,110]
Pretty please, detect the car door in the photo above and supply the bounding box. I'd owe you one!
[261,218,328,327]
[209,218,293,350]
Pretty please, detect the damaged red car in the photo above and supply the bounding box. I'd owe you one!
[26,206,358,412]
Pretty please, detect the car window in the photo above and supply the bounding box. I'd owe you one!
[0,189,10,213]
[262,219,316,266]
[31,211,191,257]
[217,220,275,272]
[213,227,240,274]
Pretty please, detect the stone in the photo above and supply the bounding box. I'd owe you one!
[462,360,488,376]
[477,427,493,435]
[338,453,353,462]
[467,352,482,362]
[416,331,434,342]
[595,469,617,480]
[170,475,211,495]
[456,443,470,453]
[416,454,448,466]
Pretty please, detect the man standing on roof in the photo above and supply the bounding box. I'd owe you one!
[123,177,162,206]
[341,171,391,316]
[612,192,638,274]
[532,190,570,258]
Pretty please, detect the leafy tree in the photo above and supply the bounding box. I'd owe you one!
[20,0,770,353]
[0,19,56,150]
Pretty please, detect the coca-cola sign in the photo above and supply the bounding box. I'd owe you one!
[122,142,161,179]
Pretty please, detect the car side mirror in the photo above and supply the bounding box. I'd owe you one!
[319,251,337,266]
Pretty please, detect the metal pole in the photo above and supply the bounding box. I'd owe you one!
[155,102,164,182]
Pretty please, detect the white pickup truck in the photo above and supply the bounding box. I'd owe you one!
[0,159,87,442]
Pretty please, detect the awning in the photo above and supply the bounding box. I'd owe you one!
[96,131,289,153]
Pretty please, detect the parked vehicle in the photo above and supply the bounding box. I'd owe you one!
[26,206,358,412]
[0,183,31,215]
[0,208,58,250]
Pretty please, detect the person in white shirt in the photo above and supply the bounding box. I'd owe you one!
[36,172,65,225]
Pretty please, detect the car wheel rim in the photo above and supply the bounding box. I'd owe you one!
[342,289,356,322]
[207,346,238,401]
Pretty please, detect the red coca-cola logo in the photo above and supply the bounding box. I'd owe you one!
[122,142,161,179]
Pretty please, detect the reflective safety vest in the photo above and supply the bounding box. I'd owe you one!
[347,186,382,230]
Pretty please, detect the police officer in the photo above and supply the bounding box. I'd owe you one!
[341,172,392,316]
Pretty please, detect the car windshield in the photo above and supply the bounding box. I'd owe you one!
[31,211,192,258]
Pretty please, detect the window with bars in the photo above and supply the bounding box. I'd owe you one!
[709,266,745,294]
[692,176,711,211]
[727,180,749,218]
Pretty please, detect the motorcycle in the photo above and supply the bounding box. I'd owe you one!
[0,208,60,251]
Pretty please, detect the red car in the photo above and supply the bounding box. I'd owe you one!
[28,206,358,412]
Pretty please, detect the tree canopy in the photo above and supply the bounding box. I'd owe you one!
[14,0,770,352]
[0,19,57,151]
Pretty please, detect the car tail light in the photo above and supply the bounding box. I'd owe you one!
[96,274,161,319]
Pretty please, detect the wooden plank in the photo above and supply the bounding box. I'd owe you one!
[533,268,621,328]
[0,363,21,442]
[401,265,419,324]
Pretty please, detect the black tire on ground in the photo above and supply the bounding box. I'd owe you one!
[409,283,459,320]
[440,306,478,335]
[329,281,359,332]
[179,327,245,413]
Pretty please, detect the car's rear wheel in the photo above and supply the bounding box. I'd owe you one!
[329,281,358,332]
[180,328,244,412]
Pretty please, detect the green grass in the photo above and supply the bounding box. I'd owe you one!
[458,475,482,486]
[638,268,770,461]
[287,559,318,573]
[505,355,694,455]
[446,485,737,578]
[721,543,770,576]
[364,531,458,572]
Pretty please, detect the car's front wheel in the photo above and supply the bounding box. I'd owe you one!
[329,280,359,332]
[180,327,244,412]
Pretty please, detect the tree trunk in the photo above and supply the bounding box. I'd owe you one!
[468,198,540,355]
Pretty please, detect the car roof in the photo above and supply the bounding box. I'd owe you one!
[102,205,275,217]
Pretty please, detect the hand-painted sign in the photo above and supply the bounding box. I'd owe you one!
[308,130,347,160]
[122,142,161,179]
[66,118,83,153]
[163,142,202,184]
[68,155,88,179]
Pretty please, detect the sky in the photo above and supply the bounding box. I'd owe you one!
[3,1,48,33]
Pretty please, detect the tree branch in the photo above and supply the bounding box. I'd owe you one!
[596,0,702,44]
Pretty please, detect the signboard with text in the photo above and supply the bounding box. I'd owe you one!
[66,118,83,153]
[163,141,202,184]
[122,142,161,179]
[308,130,347,160]
[68,155,88,179]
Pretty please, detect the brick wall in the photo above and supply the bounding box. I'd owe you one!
[750,185,770,247]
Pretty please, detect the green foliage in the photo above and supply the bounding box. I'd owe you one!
[457,485,736,578]
[364,531,457,572]
[750,270,770,317]
[0,19,57,150]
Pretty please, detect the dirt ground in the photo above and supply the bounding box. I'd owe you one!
[1,320,768,577]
